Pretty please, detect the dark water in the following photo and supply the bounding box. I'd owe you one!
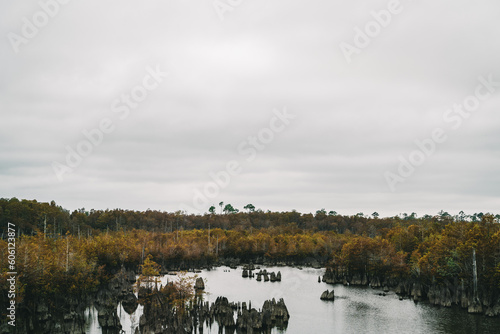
[86,266,500,334]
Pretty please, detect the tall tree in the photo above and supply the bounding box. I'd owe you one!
[244,204,255,213]
[223,204,236,214]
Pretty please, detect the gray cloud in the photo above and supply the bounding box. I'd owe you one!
[1,0,500,217]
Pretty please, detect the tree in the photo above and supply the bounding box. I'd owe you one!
[438,210,450,219]
[328,211,337,216]
[458,210,466,222]
[139,254,161,290]
[219,202,224,214]
[372,212,379,219]
[208,205,216,215]
[244,204,255,213]
[223,204,236,214]
[316,209,327,216]
[171,272,198,312]
[141,254,160,277]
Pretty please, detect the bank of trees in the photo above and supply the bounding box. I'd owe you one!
[336,221,500,283]
[1,197,500,311]
[1,221,499,301]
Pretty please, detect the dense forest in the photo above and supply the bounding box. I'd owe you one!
[1,197,500,323]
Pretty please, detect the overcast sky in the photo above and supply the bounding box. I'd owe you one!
[1,0,500,217]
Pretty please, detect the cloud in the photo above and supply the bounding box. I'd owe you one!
[1,0,500,217]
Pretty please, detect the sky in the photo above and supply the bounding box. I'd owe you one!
[1,0,500,217]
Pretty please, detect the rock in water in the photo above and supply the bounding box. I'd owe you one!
[242,269,249,278]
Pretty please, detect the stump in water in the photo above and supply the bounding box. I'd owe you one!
[195,277,205,290]
[320,289,335,301]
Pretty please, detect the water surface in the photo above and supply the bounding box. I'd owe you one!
[86,266,500,334]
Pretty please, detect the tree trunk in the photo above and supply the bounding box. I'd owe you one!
[472,248,478,301]
[66,237,69,272]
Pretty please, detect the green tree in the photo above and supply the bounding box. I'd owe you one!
[316,209,327,217]
[223,204,236,214]
[244,204,255,213]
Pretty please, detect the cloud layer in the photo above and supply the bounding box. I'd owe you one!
[1,0,500,217]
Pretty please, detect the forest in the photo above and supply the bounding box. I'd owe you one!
[1,197,500,320]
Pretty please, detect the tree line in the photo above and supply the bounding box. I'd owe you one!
[1,197,498,237]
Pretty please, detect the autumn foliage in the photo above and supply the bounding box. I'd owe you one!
[1,198,500,317]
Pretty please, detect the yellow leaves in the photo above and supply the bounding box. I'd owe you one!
[4,218,499,303]
[141,254,160,277]
[1,233,106,299]
[338,236,410,275]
